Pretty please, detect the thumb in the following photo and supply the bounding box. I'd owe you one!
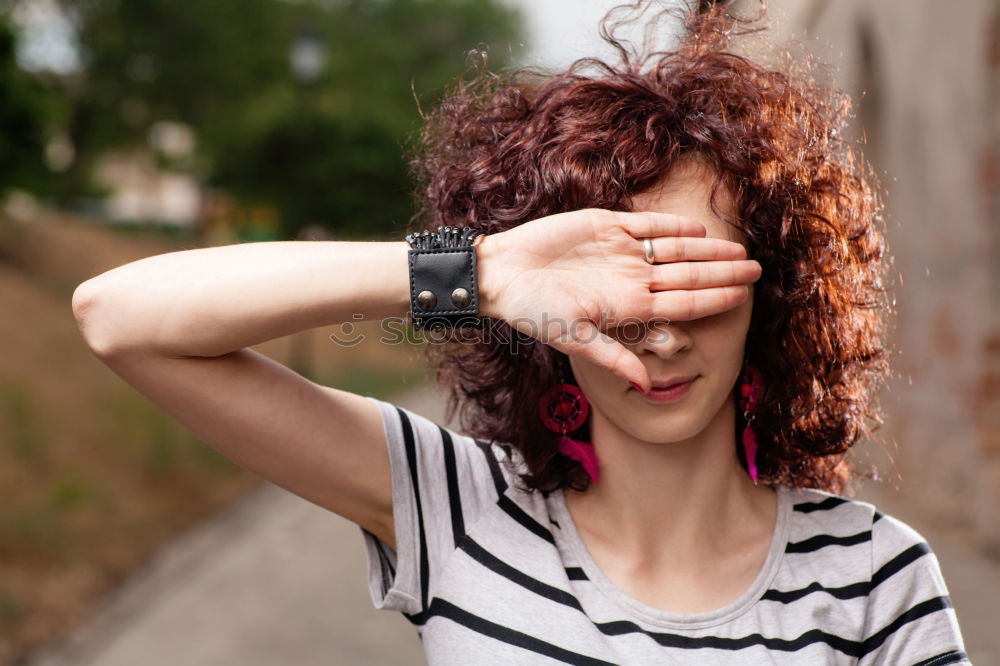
[555,321,651,393]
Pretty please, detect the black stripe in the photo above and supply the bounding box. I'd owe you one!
[761,579,870,603]
[786,530,871,553]
[474,438,508,495]
[372,534,394,598]
[871,542,932,587]
[401,608,425,626]
[874,510,885,523]
[760,542,933,605]
[460,537,584,610]
[429,598,617,665]
[453,537,874,658]
[500,495,556,544]
[374,534,396,577]
[396,407,430,612]
[597,622,863,655]
[859,596,955,658]
[793,496,849,513]
[439,426,465,549]
[566,567,588,580]
[473,438,556,545]
[912,648,969,666]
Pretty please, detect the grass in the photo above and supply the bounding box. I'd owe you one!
[2,379,48,465]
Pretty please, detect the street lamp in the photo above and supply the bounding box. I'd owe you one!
[289,27,328,85]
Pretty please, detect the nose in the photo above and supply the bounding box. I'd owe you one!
[633,320,692,359]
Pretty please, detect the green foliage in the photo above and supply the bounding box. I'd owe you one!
[0,503,68,561]
[0,17,57,195]
[49,470,95,510]
[0,587,22,623]
[215,105,412,238]
[1,377,49,466]
[55,0,525,237]
[62,0,298,156]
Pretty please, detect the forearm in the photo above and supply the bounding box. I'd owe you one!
[74,239,418,358]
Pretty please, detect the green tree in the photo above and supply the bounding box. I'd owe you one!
[51,0,299,204]
[55,0,524,237]
[0,16,56,196]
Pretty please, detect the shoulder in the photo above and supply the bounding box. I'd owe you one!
[779,488,971,663]
[785,485,930,548]
[359,396,540,615]
[781,486,948,598]
[784,486,880,545]
[366,395,526,495]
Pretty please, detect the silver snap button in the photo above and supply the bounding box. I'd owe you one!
[416,290,437,310]
[451,288,471,309]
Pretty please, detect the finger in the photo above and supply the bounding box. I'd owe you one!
[644,236,748,263]
[556,321,652,392]
[615,211,707,239]
[650,259,762,291]
[650,285,750,321]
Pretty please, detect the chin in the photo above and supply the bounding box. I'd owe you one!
[625,411,707,444]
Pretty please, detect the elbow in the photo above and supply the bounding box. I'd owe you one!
[72,278,124,358]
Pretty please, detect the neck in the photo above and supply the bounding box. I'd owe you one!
[564,398,776,571]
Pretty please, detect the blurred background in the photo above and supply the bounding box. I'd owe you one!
[0,0,996,664]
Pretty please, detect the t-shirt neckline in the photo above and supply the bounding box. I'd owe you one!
[549,484,791,630]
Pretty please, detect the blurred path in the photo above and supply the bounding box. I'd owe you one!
[24,384,1000,665]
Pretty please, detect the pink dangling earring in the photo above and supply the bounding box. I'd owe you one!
[738,362,763,485]
[539,381,600,484]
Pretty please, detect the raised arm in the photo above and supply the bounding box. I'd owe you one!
[74,238,487,359]
[71,237,510,551]
[71,210,759,552]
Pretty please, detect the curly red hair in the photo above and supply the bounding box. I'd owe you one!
[404,1,892,495]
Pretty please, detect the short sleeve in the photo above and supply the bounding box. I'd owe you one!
[857,511,971,665]
[358,396,507,617]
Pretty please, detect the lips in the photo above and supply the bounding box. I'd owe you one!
[650,376,698,389]
[629,375,699,393]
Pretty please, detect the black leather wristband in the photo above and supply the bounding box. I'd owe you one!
[405,226,486,331]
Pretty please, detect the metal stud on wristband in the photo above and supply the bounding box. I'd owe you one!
[405,226,486,331]
[405,226,484,250]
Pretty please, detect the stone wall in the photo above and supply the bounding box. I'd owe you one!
[729,0,1000,554]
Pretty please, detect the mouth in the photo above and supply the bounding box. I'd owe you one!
[629,376,699,403]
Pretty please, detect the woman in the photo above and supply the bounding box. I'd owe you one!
[72,1,970,664]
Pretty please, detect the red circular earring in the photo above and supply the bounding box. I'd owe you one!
[539,382,600,483]
[738,362,763,485]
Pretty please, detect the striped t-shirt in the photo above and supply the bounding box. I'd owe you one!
[358,397,971,665]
